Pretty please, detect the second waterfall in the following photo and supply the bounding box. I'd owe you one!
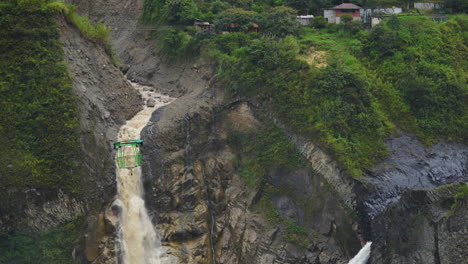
[114,82,173,264]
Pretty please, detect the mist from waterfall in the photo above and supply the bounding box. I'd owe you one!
[348,242,372,264]
[115,82,173,264]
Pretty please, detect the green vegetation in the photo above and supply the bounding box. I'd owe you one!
[216,33,392,176]
[446,183,468,217]
[362,15,468,143]
[227,124,304,187]
[218,16,467,177]
[0,216,84,264]
[142,0,468,177]
[214,8,258,31]
[0,0,81,191]
[142,0,467,177]
[259,184,309,247]
[142,0,201,25]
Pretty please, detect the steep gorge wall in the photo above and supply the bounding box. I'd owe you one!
[0,14,140,234]
[59,16,143,263]
[370,183,468,264]
[59,16,141,211]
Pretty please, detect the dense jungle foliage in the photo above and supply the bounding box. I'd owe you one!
[143,0,467,177]
[0,0,82,191]
[0,216,84,264]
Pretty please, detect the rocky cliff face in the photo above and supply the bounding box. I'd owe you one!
[360,134,467,221]
[60,16,141,211]
[370,183,468,264]
[141,98,361,264]
[59,16,142,263]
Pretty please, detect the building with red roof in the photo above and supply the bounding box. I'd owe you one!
[324,3,363,24]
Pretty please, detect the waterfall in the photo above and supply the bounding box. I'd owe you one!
[115,82,173,264]
[348,242,372,264]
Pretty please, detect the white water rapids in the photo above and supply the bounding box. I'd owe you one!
[115,82,173,264]
[348,242,372,264]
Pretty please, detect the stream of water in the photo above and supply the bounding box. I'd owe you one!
[348,242,372,264]
[115,82,173,264]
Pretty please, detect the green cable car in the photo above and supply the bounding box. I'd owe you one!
[113,140,144,169]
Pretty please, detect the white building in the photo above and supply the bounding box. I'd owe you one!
[296,15,315,25]
[414,2,443,9]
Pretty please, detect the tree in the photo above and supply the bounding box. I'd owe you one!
[258,6,300,37]
[162,0,200,25]
[214,8,258,32]
[159,30,193,57]
[311,16,327,28]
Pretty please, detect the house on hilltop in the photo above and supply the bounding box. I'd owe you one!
[324,3,362,24]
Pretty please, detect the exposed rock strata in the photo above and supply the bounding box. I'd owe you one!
[370,183,468,264]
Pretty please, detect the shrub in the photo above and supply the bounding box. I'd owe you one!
[340,14,353,25]
[311,16,327,28]
[162,0,200,25]
[211,1,230,14]
[363,16,468,143]
[159,30,193,58]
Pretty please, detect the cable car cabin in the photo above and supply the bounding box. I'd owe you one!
[114,140,143,169]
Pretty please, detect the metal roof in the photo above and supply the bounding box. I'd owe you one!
[331,3,362,9]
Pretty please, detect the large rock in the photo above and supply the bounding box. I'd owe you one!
[361,133,468,220]
[370,183,468,264]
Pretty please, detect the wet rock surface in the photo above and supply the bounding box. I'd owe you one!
[360,133,468,220]
[370,183,468,264]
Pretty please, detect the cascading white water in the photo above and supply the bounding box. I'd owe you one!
[115,82,173,264]
[348,242,372,264]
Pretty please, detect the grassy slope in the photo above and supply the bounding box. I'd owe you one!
[213,16,467,177]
